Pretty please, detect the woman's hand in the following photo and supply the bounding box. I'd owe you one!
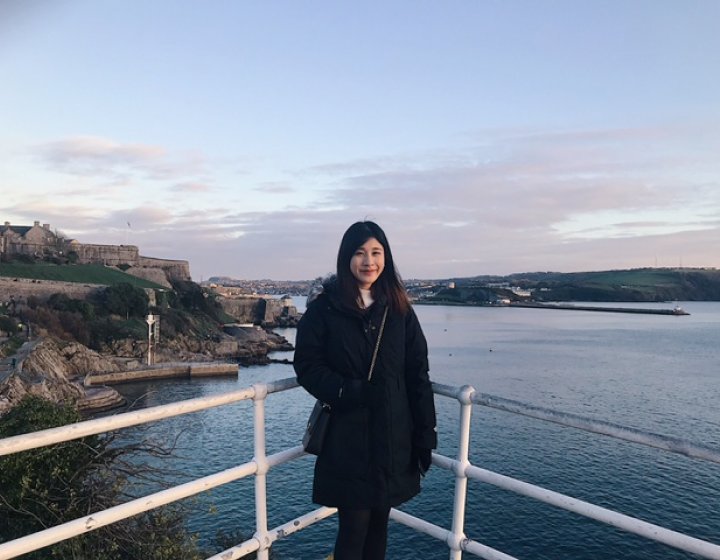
[414,447,432,476]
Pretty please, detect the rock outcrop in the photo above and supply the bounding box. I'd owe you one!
[216,295,301,327]
[22,339,122,378]
[0,326,293,416]
[220,326,294,364]
[0,373,85,413]
[106,328,293,365]
[0,338,125,415]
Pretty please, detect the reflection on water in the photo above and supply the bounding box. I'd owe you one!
[113,302,720,559]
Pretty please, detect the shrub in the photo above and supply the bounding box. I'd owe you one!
[96,283,149,319]
[171,280,225,322]
[0,315,17,336]
[0,396,205,560]
[48,293,96,320]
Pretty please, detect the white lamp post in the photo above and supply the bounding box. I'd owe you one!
[146,314,158,365]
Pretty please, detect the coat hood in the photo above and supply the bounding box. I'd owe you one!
[306,275,337,306]
[306,275,387,316]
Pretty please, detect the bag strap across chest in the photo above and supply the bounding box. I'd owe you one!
[367,306,388,381]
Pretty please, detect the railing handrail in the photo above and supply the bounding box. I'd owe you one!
[0,377,719,560]
[433,382,720,464]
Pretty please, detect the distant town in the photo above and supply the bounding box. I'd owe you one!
[2,219,718,304]
[203,276,458,299]
[204,267,720,304]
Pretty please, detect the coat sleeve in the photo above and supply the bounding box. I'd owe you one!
[293,299,346,407]
[404,307,437,449]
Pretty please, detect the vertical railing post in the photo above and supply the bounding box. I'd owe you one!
[252,383,271,560]
[448,385,475,560]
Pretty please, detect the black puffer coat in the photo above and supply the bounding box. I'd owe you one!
[294,281,437,509]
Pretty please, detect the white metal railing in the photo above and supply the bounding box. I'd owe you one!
[1,378,719,560]
[425,383,720,560]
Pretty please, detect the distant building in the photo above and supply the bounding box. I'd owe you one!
[1,219,191,284]
[1,221,59,257]
[509,286,532,298]
[1,220,140,266]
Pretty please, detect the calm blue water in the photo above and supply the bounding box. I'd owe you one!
[115,301,720,559]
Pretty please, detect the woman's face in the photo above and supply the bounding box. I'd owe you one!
[350,237,385,289]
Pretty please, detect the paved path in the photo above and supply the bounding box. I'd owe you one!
[0,339,39,384]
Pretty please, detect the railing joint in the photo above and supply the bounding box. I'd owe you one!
[253,531,271,550]
[458,384,476,404]
[252,382,268,400]
[446,530,467,551]
[454,458,471,478]
[253,456,270,476]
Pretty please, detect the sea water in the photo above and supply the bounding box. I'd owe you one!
[115,301,720,559]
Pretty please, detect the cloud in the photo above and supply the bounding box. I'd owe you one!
[37,136,164,170]
[172,182,212,193]
[254,182,295,194]
[9,124,718,280]
[7,194,717,280]
[310,124,719,237]
[33,135,207,183]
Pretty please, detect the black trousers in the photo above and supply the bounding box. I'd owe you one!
[334,506,391,560]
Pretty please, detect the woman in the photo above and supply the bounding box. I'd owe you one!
[294,221,437,560]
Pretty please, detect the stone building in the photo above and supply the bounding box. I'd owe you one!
[1,220,192,286]
[0,221,60,258]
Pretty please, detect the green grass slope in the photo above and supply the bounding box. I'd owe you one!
[457,268,720,301]
[0,263,164,289]
[521,268,720,301]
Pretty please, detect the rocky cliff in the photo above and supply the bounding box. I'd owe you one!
[1,323,294,416]
[22,339,122,378]
[217,295,301,327]
[0,338,125,415]
[104,328,292,365]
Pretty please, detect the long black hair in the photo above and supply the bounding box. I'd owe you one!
[336,221,410,314]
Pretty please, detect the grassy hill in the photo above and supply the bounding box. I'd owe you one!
[455,268,720,302]
[0,263,164,289]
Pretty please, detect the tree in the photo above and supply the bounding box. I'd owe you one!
[171,280,212,313]
[0,315,17,336]
[97,283,149,319]
[47,293,95,320]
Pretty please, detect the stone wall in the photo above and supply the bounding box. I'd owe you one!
[70,243,139,266]
[261,298,300,326]
[218,296,263,323]
[124,266,173,288]
[216,295,300,327]
[0,277,102,303]
[84,362,237,386]
[137,256,191,282]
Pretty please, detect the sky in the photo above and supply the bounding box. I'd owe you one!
[1,0,719,281]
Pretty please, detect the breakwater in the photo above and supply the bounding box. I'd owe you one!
[509,302,690,315]
[84,362,238,386]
